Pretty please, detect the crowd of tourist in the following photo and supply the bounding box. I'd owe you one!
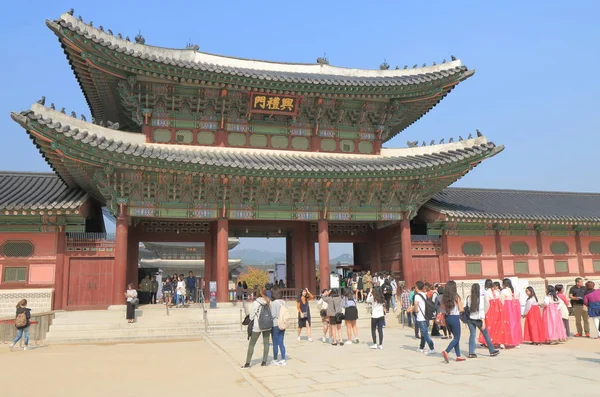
[240,275,600,368]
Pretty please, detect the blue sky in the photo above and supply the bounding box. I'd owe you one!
[1,1,598,256]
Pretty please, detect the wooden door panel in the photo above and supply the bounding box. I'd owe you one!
[67,258,114,308]
[412,256,442,284]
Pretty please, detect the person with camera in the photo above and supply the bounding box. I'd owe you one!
[322,289,344,346]
[296,288,313,342]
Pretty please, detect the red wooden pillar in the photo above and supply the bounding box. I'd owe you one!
[318,220,330,289]
[574,229,585,276]
[204,232,213,302]
[440,230,450,283]
[369,230,382,272]
[494,228,505,279]
[54,226,66,310]
[216,218,229,302]
[400,218,413,287]
[113,206,129,305]
[535,227,546,279]
[307,234,317,293]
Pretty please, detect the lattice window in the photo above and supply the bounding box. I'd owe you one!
[462,242,483,256]
[3,267,27,282]
[340,140,355,153]
[271,136,289,149]
[554,260,568,273]
[228,133,247,147]
[321,139,336,152]
[514,261,529,274]
[250,134,267,147]
[197,132,215,145]
[510,242,529,255]
[175,130,193,144]
[589,241,600,254]
[550,242,568,255]
[291,137,309,150]
[594,260,600,272]
[466,262,482,275]
[1,241,34,257]
[153,129,171,143]
[358,141,373,154]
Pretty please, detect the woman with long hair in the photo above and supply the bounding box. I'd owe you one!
[479,279,507,348]
[542,285,567,344]
[367,286,386,349]
[342,288,359,344]
[322,289,343,345]
[296,288,313,342]
[242,287,273,368]
[435,286,452,340]
[522,286,544,345]
[270,288,287,366]
[125,283,138,323]
[441,280,465,363]
[466,283,500,358]
[10,299,31,351]
[501,278,523,348]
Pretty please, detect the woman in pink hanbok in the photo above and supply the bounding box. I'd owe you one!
[501,278,523,347]
[542,285,567,344]
[479,279,507,347]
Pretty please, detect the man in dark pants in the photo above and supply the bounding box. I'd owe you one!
[186,271,197,304]
[140,275,152,305]
[151,276,158,304]
[569,277,590,337]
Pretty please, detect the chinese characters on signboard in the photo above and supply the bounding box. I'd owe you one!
[249,93,299,115]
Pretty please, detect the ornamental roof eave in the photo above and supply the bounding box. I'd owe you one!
[424,188,600,225]
[11,104,504,181]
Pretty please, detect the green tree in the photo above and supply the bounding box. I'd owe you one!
[238,266,269,290]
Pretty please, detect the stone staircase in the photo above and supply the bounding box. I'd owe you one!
[44,301,399,344]
[45,303,247,344]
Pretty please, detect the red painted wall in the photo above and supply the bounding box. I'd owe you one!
[0,232,58,289]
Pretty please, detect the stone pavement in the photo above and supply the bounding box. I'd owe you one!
[1,320,598,397]
[209,320,600,397]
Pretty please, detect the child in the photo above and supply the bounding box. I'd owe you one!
[10,299,31,351]
[542,285,567,344]
[522,287,544,345]
[367,287,386,349]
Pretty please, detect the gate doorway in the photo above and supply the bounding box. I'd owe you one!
[66,258,114,309]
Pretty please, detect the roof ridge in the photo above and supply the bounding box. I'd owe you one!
[0,171,59,177]
[444,187,600,196]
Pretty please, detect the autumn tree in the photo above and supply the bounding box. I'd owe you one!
[238,266,269,290]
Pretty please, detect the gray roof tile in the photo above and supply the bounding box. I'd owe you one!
[426,188,600,222]
[0,172,88,212]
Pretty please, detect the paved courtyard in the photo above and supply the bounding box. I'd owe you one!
[1,321,598,397]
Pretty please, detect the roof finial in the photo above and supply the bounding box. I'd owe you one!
[451,55,457,61]
[70,111,77,118]
[458,135,463,141]
[476,129,483,137]
[108,29,113,35]
[412,64,417,69]
[50,103,55,110]
[422,63,427,68]
[403,65,408,69]
[421,141,426,146]
[118,33,123,39]
[468,133,473,139]
[99,26,104,32]
[36,96,45,105]
[317,53,329,65]
[407,141,418,148]
[432,61,436,66]
[379,60,390,70]
[135,31,145,44]
[186,40,199,51]
[429,139,435,146]
[442,59,446,64]
[67,8,74,16]
[126,36,130,42]
[81,114,87,122]
[439,138,444,144]
[78,15,82,21]
[89,21,93,27]
[449,137,454,143]
[60,107,66,114]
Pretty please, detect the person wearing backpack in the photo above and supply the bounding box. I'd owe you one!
[410,281,436,355]
[10,299,31,351]
[270,288,288,366]
[241,287,273,369]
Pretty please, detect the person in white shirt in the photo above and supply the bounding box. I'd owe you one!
[318,289,330,343]
[465,283,500,358]
[367,287,386,349]
[390,277,398,313]
[410,281,435,355]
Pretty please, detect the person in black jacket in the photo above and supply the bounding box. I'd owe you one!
[10,299,31,351]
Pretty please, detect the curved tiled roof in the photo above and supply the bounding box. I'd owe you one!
[11,104,503,177]
[0,171,88,211]
[426,188,600,222]
[49,13,471,88]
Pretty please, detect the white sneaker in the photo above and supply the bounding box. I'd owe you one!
[297,337,301,341]
[500,344,505,349]
[23,346,29,351]
[416,348,425,353]
[278,360,287,366]
[369,344,378,349]
[378,345,383,350]
[515,345,520,349]
[9,343,15,351]
[345,340,353,345]
[322,337,327,343]
[271,360,281,366]
[308,338,313,342]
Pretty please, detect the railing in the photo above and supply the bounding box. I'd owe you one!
[0,312,55,345]
[411,235,441,242]
[66,233,115,251]
[67,232,115,241]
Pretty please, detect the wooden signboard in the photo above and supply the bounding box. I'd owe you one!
[249,93,299,116]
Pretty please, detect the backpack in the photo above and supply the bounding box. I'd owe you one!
[15,311,28,328]
[382,284,392,295]
[416,293,436,320]
[258,303,273,330]
[277,302,292,330]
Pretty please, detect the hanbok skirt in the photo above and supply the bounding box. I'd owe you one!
[542,303,567,342]
[503,299,523,346]
[479,299,507,346]
[523,305,545,343]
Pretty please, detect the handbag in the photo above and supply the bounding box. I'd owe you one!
[435,312,446,326]
[460,296,470,323]
[130,298,139,306]
[320,309,327,318]
[333,299,345,322]
[242,314,251,326]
